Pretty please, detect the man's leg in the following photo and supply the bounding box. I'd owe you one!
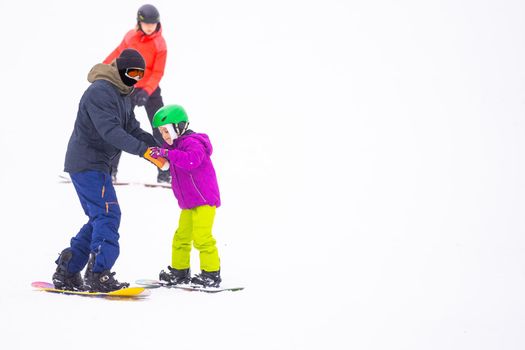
[145,87,164,146]
[109,153,122,182]
[71,170,121,273]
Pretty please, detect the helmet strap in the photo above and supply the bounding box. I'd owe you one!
[175,122,189,136]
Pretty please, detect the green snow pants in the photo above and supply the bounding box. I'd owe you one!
[172,205,220,272]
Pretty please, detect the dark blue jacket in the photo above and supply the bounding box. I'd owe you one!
[64,63,158,174]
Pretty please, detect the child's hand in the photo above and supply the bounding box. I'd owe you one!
[149,147,169,159]
[143,148,170,171]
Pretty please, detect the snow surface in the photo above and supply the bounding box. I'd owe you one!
[2,0,525,349]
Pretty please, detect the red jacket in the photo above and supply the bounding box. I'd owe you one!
[104,27,167,95]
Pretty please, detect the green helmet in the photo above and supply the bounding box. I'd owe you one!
[152,105,188,128]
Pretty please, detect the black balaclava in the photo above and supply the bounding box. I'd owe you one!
[116,48,146,87]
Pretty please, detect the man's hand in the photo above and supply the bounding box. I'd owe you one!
[131,88,149,106]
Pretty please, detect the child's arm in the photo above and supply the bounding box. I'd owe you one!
[103,30,134,64]
[150,140,206,171]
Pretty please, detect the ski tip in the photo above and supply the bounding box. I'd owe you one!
[135,279,163,288]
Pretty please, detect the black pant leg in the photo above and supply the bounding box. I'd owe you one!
[145,87,165,147]
[111,87,164,178]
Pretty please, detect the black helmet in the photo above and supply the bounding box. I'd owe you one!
[137,4,160,24]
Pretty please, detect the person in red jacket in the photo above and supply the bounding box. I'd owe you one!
[103,4,170,184]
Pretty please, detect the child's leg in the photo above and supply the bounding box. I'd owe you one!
[171,209,193,269]
[191,205,220,272]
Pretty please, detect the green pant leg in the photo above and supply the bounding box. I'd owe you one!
[192,205,221,272]
[171,209,193,269]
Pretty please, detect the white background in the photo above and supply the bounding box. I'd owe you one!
[1,0,525,349]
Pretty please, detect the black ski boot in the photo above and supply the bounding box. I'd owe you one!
[191,270,221,288]
[159,266,191,285]
[52,248,84,291]
[85,270,129,292]
[84,253,129,292]
[157,169,171,184]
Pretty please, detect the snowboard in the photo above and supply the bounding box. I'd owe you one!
[58,174,170,189]
[135,279,244,293]
[31,281,150,299]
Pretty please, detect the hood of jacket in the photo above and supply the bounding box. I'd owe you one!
[87,61,133,95]
[176,132,213,156]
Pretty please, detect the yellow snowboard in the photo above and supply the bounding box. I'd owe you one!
[31,281,150,299]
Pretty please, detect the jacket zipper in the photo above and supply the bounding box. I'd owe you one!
[190,174,206,202]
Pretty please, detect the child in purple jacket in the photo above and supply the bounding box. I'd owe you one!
[149,105,222,287]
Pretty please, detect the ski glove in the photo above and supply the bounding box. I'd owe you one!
[131,88,149,106]
[149,147,169,159]
[143,147,170,171]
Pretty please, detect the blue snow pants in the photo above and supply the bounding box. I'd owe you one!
[67,170,121,274]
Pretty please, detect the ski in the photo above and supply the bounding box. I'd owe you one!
[58,174,170,189]
[31,281,150,299]
[135,279,244,293]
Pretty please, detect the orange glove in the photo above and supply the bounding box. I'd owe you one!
[143,148,170,171]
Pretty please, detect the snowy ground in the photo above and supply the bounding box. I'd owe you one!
[2,0,525,349]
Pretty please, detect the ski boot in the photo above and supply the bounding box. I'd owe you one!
[83,253,129,292]
[52,248,84,291]
[157,169,171,184]
[191,270,221,288]
[159,266,191,285]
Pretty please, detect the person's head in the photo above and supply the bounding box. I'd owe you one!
[137,4,160,35]
[116,48,146,86]
[153,105,189,145]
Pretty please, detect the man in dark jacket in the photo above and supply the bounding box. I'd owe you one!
[54,49,162,292]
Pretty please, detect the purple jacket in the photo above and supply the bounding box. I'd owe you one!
[164,132,221,209]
